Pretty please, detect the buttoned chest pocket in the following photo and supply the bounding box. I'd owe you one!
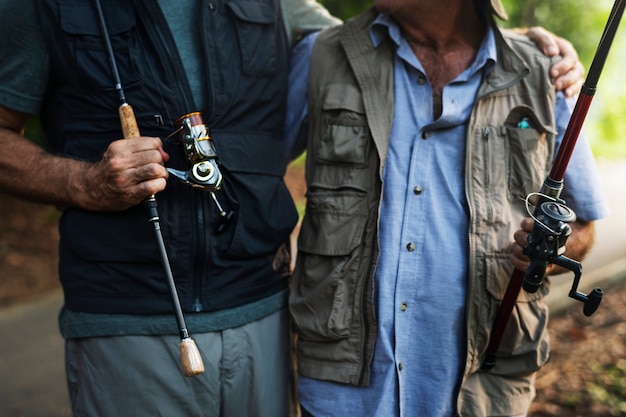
[504,107,554,201]
[317,84,371,166]
[58,0,142,91]
[226,1,278,77]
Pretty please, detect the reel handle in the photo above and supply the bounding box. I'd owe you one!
[584,288,603,316]
[571,286,603,317]
[552,254,603,317]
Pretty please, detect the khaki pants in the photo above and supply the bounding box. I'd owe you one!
[66,308,290,417]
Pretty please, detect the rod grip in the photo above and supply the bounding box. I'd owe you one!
[119,103,140,139]
[179,337,205,377]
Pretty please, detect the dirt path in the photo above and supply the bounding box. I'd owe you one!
[530,279,626,416]
[0,194,60,307]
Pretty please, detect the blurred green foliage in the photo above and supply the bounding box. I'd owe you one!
[500,0,610,66]
[317,0,369,20]
[24,116,47,147]
[500,0,624,158]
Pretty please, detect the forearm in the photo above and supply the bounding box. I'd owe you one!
[0,127,92,209]
[0,106,168,212]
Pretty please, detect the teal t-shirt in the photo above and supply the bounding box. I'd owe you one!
[157,0,206,110]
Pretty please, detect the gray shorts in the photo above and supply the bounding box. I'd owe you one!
[66,308,290,417]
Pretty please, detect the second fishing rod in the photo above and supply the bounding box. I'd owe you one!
[482,0,625,371]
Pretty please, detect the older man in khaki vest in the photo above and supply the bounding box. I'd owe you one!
[286,0,609,416]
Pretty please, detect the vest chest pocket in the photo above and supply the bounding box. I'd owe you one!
[59,0,141,91]
[317,84,371,166]
[504,107,554,201]
[226,1,277,77]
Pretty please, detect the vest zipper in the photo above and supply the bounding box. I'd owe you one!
[358,227,378,386]
[482,127,494,223]
[136,1,207,311]
[192,194,207,312]
[459,112,479,415]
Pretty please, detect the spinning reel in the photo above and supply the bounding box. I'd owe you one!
[167,112,234,231]
[522,194,603,316]
[168,112,222,190]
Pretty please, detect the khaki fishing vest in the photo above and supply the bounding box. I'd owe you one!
[290,8,557,415]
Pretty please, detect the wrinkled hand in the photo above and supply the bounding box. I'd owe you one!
[80,137,169,211]
[525,26,585,97]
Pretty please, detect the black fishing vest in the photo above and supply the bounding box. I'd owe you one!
[36,0,297,314]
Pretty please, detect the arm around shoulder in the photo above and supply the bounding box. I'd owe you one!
[509,26,585,97]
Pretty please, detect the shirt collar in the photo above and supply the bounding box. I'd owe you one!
[369,12,497,76]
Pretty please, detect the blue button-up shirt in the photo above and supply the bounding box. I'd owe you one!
[286,14,609,417]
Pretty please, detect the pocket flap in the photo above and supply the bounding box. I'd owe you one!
[298,192,368,256]
[504,105,556,135]
[60,0,135,36]
[225,1,274,24]
[323,83,365,113]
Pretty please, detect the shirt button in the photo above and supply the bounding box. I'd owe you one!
[400,302,408,311]
[418,76,426,85]
[422,130,430,139]
[398,362,404,371]
[406,242,416,252]
[413,185,423,195]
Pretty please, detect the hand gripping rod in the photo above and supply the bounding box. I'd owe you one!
[93,0,204,377]
[482,0,625,371]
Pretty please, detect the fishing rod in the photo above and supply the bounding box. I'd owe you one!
[93,0,204,377]
[482,0,625,371]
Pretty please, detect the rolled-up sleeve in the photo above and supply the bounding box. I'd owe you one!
[0,0,49,114]
[281,0,341,46]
